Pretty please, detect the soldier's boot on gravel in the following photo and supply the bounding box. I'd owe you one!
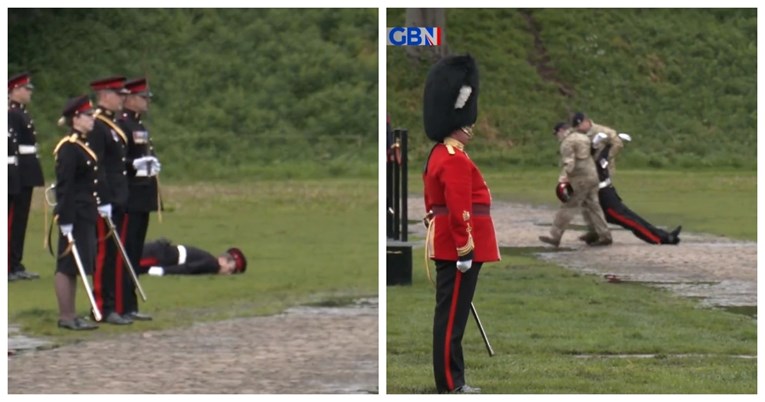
[578,232,599,244]
[539,236,560,247]
[588,237,613,247]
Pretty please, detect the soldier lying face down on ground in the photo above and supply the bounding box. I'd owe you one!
[138,238,247,276]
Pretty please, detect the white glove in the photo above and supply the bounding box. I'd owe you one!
[592,132,608,147]
[618,133,632,142]
[456,259,472,273]
[148,266,165,276]
[97,204,112,218]
[59,224,74,237]
[133,156,159,177]
[149,158,161,175]
[132,156,152,170]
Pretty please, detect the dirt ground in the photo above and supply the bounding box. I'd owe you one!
[8,197,756,394]
[408,197,756,309]
[8,299,378,394]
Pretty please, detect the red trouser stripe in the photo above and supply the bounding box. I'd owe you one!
[94,218,107,312]
[115,214,129,314]
[606,207,661,244]
[8,202,14,272]
[140,257,159,268]
[444,270,463,391]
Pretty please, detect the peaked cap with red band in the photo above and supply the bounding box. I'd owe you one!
[90,76,129,93]
[9,72,33,92]
[62,95,95,118]
[125,77,153,97]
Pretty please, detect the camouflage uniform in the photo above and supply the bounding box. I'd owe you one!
[546,131,610,244]
[580,121,623,177]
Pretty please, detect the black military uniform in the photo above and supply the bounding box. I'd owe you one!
[117,78,159,317]
[140,240,218,275]
[8,73,44,280]
[54,129,100,278]
[8,117,21,196]
[139,239,247,275]
[53,95,100,330]
[594,144,681,245]
[87,76,132,324]
[8,110,21,280]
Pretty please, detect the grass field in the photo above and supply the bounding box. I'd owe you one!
[8,179,377,343]
[388,169,756,393]
[409,168,756,241]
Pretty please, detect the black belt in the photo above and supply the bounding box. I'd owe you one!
[431,204,490,216]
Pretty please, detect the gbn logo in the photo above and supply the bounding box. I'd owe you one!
[387,27,442,46]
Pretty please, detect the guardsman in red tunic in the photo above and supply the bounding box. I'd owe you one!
[422,55,499,394]
[8,73,44,280]
[52,95,100,330]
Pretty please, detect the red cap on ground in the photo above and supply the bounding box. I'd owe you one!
[227,248,247,273]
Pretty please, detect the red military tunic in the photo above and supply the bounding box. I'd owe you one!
[424,137,500,263]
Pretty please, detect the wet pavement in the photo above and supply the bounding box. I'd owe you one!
[409,197,757,314]
[8,298,378,394]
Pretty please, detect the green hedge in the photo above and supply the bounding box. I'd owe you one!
[387,8,756,170]
[9,9,378,180]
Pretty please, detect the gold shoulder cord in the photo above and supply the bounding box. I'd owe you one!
[424,219,436,287]
[155,174,163,223]
[43,195,49,250]
[46,135,74,249]
[44,214,72,258]
[95,114,128,143]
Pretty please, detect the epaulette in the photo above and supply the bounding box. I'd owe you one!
[53,134,98,162]
[53,134,78,156]
[95,113,128,143]
[442,137,465,155]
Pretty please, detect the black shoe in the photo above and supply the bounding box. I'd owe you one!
[16,271,40,280]
[104,312,133,325]
[668,225,682,245]
[125,311,153,321]
[58,317,99,331]
[578,232,599,243]
[539,235,560,247]
[452,385,481,394]
[588,237,613,246]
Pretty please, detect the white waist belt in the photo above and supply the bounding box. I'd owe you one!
[177,245,187,265]
[8,156,18,164]
[135,169,158,178]
[598,178,612,189]
[18,145,38,154]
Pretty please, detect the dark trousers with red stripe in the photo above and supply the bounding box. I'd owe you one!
[119,212,150,314]
[433,260,482,393]
[94,207,128,318]
[8,187,33,273]
[599,187,671,244]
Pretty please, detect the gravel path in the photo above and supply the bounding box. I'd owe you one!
[8,299,378,394]
[409,197,756,309]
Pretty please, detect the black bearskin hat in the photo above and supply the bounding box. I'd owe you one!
[423,54,479,142]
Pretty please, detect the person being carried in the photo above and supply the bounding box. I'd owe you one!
[138,238,247,276]
[583,137,682,245]
[572,111,627,179]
